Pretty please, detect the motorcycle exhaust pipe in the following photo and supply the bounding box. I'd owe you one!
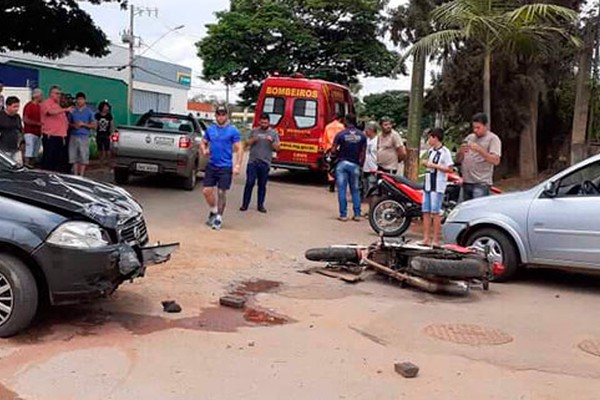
[363,258,469,295]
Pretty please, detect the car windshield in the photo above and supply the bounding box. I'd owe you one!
[138,116,195,133]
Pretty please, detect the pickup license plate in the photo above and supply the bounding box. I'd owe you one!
[154,137,174,146]
[136,163,159,173]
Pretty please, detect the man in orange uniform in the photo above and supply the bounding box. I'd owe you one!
[323,112,345,192]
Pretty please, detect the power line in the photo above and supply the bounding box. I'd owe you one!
[135,65,230,92]
[1,54,125,70]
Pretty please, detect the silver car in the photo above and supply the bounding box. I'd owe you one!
[443,154,600,281]
[112,112,207,191]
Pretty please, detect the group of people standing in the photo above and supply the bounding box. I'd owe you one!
[327,112,502,246]
[324,113,407,221]
[0,84,115,176]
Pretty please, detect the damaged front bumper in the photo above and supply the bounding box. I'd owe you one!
[33,241,179,305]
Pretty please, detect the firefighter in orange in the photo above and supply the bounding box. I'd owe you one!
[323,112,345,192]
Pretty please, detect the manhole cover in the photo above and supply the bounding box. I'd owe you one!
[579,339,600,357]
[423,323,513,346]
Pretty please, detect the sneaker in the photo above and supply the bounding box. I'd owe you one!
[206,211,217,226]
[240,206,248,212]
[352,216,362,222]
[211,218,223,231]
[257,207,267,213]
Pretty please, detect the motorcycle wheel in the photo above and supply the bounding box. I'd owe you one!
[369,198,412,237]
[410,256,487,279]
[305,247,361,264]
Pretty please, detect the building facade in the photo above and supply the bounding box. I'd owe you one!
[0,45,191,125]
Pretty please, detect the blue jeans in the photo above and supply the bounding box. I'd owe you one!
[336,160,361,218]
[242,160,270,208]
[461,183,491,202]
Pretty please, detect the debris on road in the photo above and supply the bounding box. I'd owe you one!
[248,341,255,347]
[220,295,246,309]
[162,300,182,313]
[394,362,419,378]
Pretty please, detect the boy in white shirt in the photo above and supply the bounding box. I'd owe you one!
[421,128,454,247]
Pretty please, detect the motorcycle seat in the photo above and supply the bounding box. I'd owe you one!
[391,175,424,191]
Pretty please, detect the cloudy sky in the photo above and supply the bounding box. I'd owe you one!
[81,0,431,101]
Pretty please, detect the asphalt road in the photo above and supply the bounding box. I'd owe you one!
[1,169,599,400]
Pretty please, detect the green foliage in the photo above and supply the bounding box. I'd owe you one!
[197,0,403,104]
[363,90,410,127]
[0,0,126,58]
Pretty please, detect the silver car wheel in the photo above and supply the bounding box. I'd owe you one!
[0,272,14,326]
[472,236,504,264]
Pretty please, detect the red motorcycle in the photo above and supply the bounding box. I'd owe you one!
[367,172,501,237]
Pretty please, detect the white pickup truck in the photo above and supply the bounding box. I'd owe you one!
[112,112,208,190]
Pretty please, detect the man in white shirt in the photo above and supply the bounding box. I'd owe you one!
[362,121,378,204]
[421,128,454,247]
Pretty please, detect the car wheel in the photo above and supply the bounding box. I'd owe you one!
[467,228,519,282]
[0,254,39,338]
[182,166,198,191]
[368,198,412,237]
[114,168,129,185]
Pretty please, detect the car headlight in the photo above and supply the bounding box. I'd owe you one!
[47,221,109,249]
[446,208,460,223]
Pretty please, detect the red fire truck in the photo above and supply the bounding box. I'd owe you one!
[253,74,355,171]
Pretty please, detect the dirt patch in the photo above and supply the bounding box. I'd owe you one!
[0,383,21,400]
[578,339,600,358]
[231,279,281,296]
[423,323,513,346]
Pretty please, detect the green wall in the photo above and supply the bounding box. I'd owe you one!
[23,63,129,126]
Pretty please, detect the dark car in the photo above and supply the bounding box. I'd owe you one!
[0,153,178,337]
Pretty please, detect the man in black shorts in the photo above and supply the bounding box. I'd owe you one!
[200,106,242,230]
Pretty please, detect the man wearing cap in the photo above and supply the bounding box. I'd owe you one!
[201,106,242,230]
[240,112,280,213]
[23,88,44,166]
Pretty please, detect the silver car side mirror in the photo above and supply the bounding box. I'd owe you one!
[543,181,557,198]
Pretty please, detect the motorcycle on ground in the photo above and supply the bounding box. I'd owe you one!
[306,237,505,295]
[366,172,502,237]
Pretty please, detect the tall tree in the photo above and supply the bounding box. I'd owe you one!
[389,0,443,180]
[0,0,125,58]
[363,90,410,127]
[571,4,600,163]
[409,0,579,126]
[197,0,402,104]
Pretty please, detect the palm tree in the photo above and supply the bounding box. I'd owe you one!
[409,0,579,127]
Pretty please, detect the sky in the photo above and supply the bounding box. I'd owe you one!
[81,0,432,102]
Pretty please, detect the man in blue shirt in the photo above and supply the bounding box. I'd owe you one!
[68,92,96,176]
[201,106,242,230]
[332,114,367,221]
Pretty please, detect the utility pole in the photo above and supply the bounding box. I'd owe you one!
[127,4,134,125]
[122,5,158,125]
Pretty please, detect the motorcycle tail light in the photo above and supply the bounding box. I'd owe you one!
[493,262,506,277]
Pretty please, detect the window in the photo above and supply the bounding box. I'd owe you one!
[293,99,317,129]
[138,115,195,133]
[557,161,600,196]
[133,89,171,114]
[263,97,285,126]
[335,102,348,117]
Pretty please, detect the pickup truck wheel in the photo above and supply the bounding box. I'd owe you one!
[466,228,519,282]
[182,167,198,191]
[0,254,39,338]
[114,168,129,185]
